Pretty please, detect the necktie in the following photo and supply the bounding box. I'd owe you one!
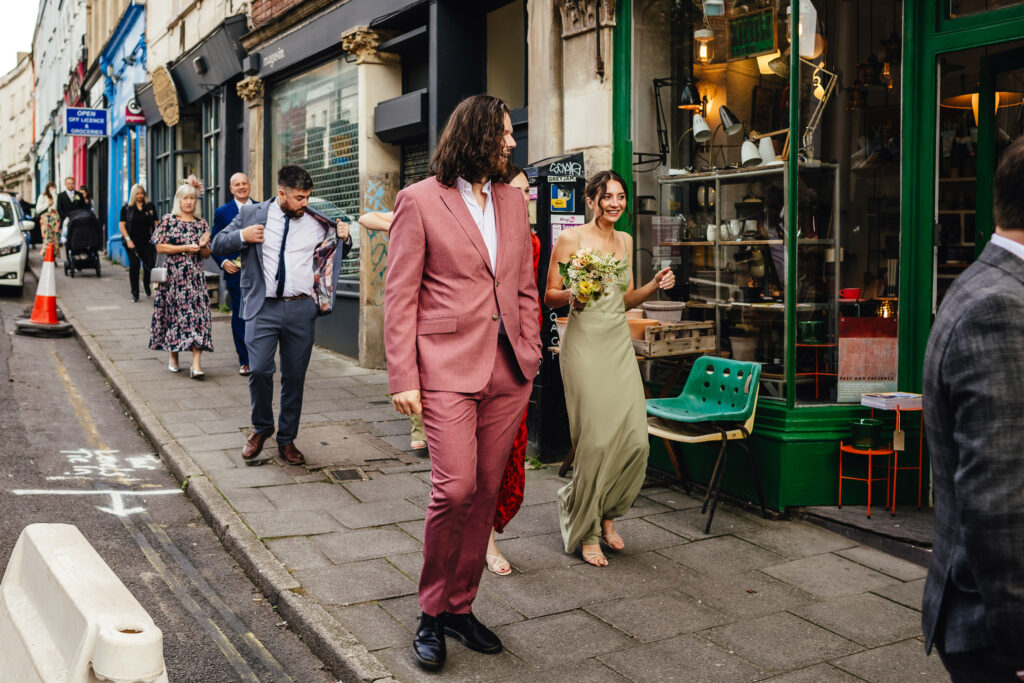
[275,214,291,298]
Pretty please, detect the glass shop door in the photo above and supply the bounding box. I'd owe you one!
[934,42,1024,311]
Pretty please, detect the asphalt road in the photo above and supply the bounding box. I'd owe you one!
[0,266,334,682]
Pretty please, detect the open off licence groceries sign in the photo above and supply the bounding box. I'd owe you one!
[65,108,108,137]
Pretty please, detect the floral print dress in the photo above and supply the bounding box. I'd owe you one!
[148,215,214,352]
[41,208,60,248]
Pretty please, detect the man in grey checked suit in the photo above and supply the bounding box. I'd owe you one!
[212,165,351,466]
[922,138,1024,681]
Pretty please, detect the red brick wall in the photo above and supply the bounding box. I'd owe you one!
[250,0,306,28]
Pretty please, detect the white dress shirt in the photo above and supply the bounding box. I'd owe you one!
[991,232,1024,264]
[457,176,506,334]
[260,198,324,298]
[456,177,498,271]
[66,189,76,202]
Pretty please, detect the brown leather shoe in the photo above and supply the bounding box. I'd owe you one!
[278,442,306,465]
[242,431,271,460]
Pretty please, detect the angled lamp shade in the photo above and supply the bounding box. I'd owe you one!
[741,139,762,167]
[940,90,1024,125]
[718,106,742,136]
[693,114,712,142]
[679,77,702,111]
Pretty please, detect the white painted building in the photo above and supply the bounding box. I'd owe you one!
[0,53,36,201]
[32,0,89,189]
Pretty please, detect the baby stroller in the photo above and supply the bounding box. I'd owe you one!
[64,208,103,278]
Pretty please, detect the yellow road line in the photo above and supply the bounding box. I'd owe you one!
[50,343,106,451]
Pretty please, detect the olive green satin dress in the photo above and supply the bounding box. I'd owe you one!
[557,241,650,552]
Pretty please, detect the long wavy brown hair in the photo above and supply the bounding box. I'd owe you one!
[431,95,511,187]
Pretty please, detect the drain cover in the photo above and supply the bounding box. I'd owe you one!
[327,467,367,483]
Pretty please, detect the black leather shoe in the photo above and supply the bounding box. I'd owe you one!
[413,613,446,671]
[443,611,502,654]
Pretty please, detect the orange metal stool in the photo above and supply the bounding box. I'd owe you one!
[838,441,894,518]
[886,406,924,516]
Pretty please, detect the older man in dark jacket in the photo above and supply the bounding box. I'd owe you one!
[922,138,1024,681]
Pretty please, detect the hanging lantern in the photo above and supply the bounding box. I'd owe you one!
[846,85,866,111]
[881,30,900,91]
[787,1,818,58]
[694,27,715,65]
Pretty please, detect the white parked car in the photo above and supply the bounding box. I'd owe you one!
[0,193,33,297]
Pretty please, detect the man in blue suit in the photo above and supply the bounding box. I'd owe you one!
[212,173,256,375]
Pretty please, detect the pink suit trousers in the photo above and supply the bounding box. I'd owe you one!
[418,337,531,615]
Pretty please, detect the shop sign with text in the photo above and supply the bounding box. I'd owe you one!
[65,108,108,137]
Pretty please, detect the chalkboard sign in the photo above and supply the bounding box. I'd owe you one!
[728,8,777,61]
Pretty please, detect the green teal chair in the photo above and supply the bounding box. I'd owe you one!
[646,356,768,534]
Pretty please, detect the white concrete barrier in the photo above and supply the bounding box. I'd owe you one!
[0,523,168,683]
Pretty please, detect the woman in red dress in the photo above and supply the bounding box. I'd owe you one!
[486,167,542,575]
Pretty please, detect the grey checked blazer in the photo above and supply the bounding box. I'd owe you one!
[211,199,350,321]
[921,240,1024,660]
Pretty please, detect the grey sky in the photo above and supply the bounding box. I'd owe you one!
[0,1,39,76]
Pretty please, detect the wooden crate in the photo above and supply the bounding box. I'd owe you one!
[632,321,716,358]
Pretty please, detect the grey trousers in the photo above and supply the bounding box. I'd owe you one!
[245,297,317,445]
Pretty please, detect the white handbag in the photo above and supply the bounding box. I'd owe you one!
[150,266,167,284]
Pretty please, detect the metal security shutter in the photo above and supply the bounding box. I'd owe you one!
[401,140,430,187]
[270,57,360,281]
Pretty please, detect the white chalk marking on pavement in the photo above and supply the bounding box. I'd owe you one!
[55,448,160,482]
[10,489,182,517]
[85,305,122,311]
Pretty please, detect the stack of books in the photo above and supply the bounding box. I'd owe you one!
[860,392,922,410]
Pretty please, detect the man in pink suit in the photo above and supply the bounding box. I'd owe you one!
[385,95,542,671]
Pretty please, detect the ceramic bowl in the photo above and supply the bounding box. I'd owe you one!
[642,300,684,323]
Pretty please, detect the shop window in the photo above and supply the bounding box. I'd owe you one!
[637,0,904,406]
[151,123,174,217]
[202,97,221,220]
[175,114,201,201]
[948,0,1024,18]
[638,0,790,401]
[270,57,360,282]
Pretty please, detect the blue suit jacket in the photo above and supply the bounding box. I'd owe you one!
[212,200,253,266]
[210,199,351,321]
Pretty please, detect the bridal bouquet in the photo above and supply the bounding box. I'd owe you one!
[558,248,628,307]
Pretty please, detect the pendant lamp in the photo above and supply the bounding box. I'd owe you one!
[741,139,763,167]
[719,106,742,136]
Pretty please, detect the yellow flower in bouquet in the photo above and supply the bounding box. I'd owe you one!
[558,248,628,308]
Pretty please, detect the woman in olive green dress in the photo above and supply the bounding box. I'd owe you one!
[544,170,675,566]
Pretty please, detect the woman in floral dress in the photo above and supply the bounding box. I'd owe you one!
[35,182,60,257]
[149,178,213,379]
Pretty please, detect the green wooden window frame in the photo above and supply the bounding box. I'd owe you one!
[899,2,1024,394]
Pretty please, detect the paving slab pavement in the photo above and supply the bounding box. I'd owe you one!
[42,252,947,682]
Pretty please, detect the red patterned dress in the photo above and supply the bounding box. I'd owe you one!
[493,230,542,532]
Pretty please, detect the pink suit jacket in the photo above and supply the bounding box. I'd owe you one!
[385,176,542,395]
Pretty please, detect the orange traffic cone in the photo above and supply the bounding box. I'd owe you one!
[16,243,73,337]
